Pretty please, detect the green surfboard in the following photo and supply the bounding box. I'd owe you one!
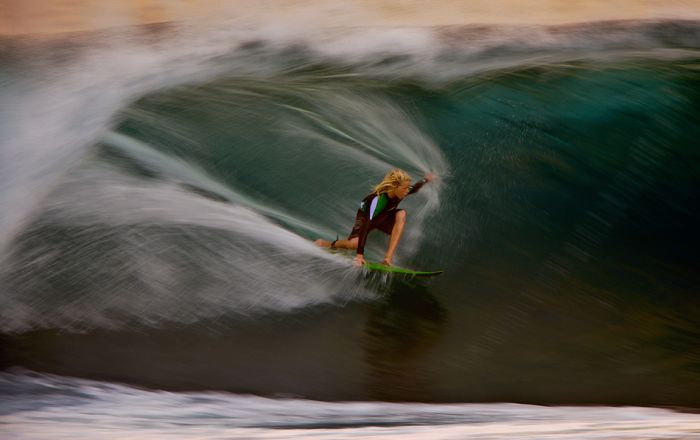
[324,247,442,277]
[364,261,443,278]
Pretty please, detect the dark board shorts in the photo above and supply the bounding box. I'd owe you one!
[347,209,403,239]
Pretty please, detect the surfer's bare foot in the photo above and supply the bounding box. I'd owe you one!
[381,258,392,266]
[314,239,331,247]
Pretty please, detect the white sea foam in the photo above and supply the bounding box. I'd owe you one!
[2,371,700,439]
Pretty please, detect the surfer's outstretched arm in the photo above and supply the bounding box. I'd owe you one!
[408,172,435,195]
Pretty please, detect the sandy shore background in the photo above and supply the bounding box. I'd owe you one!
[2,0,700,36]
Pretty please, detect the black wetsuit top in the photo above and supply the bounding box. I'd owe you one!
[348,178,428,255]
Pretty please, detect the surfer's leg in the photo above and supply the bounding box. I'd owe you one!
[316,210,364,249]
[314,237,358,249]
[333,237,359,250]
[382,209,406,265]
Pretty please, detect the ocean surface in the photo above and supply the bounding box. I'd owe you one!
[1,12,700,439]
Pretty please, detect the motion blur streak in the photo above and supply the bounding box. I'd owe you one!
[1,1,700,439]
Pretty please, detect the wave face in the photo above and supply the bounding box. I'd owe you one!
[1,20,699,406]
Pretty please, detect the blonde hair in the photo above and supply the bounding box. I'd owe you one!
[373,168,411,195]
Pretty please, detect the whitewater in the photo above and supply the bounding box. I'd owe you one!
[2,2,700,439]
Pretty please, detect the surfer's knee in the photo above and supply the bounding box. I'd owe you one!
[396,209,406,223]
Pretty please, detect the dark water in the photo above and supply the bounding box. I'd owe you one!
[1,20,699,408]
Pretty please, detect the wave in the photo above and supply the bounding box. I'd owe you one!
[4,370,700,439]
[0,18,699,405]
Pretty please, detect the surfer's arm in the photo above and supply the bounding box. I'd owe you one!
[408,173,435,195]
[354,221,370,266]
[355,217,371,257]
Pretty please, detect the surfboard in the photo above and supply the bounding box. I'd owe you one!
[364,261,443,277]
[324,247,442,277]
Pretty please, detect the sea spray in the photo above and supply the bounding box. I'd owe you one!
[0,18,698,405]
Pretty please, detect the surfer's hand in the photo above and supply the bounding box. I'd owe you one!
[424,172,436,183]
[354,254,366,267]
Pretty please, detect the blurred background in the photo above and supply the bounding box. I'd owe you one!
[3,0,700,34]
[1,1,700,438]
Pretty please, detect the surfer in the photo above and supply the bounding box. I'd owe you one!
[315,169,435,266]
